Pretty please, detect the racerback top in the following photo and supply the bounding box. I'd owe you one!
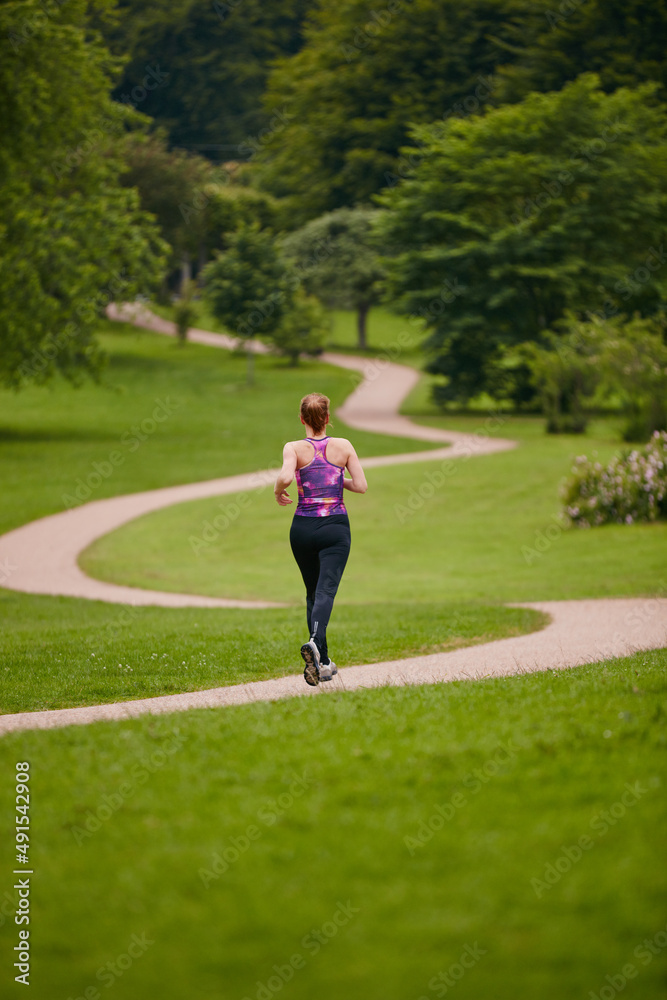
[294,437,348,517]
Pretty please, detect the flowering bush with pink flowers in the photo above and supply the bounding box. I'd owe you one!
[561,431,667,527]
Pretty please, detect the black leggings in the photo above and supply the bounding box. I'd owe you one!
[289,514,351,662]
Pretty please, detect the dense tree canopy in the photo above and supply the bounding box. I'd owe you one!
[253,0,667,222]
[255,0,521,222]
[494,0,667,104]
[376,75,667,404]
[0,0,167,389]
[100,0,312,154]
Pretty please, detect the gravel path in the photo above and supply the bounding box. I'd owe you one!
[1,304,664,734]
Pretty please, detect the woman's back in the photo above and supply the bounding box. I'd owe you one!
[294,436,347,517]
[291,435,351,470]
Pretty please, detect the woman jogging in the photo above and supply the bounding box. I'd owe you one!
[274,392,367,686]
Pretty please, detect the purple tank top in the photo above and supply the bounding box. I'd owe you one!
[295,437,348,517]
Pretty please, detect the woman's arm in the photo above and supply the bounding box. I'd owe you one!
[343,443,368,494]
[275,443,297,505]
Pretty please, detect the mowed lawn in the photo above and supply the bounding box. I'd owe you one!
[0,313,665,999]
[81,413,665,604]
[0,647,664,1000]
[0,317,542,713]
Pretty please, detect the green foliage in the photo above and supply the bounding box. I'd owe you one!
[562,431,667,527]
[376,75,667,405]
[256,0,520,220]
[202,223,288,339]
[100,0,310,153]
[119,130,214,264]
[595,313,667,442]
[281,207,386,348]
[0,0,168,389]
[120,132,281,283]
[269,288,330,365]
[523,321,601,434]
[202,223,289,383]
[495,0,667,104]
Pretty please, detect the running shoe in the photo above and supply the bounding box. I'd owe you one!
[301,640,321,686]
[319,659,337,681]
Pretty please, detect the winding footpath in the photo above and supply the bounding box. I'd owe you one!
[1,303,665,735]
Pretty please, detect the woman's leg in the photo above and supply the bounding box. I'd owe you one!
[289,517,351,662]
[289,518,320,639]
[309,520,351,662]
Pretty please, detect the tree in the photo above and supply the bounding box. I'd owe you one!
[281,208,385,349]
[255,0,521,222]
[99,0,310,154]
[493,0,667,106]
[0,0,168,389]
[202,223,289,384]
[596,313,667,441]
[174,279,197,344]
[376,75,667,405]
[118,130,214,289]
[523,322,601,434]
[269,289,329,366]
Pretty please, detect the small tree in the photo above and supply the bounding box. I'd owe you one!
[597,313,667,441]
[281,207,385,350]
[202,223,288,385]
[174,279,197,345]
[269,289,330,366]
[524,319,601,433]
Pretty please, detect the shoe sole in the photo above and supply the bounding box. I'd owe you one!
[301,643,320,686]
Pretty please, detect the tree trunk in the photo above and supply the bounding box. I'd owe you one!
[245,342,255,386]
[357,302,369,350]
[180,255,192,294]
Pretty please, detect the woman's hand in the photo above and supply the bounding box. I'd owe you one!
[275,489,293,506]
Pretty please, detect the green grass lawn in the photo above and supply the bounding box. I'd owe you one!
[0,647,664,1000]
[0,318,432,538]
[0,319,544,713]
[81,412,666,605]
[152,297,428,363]
[1,318,665,715]
[1,311,665,998]
[0,593,543,714]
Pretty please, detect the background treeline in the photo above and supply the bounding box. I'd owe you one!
[1,0,665,437]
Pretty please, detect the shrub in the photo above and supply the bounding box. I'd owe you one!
[561,431,667,527]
